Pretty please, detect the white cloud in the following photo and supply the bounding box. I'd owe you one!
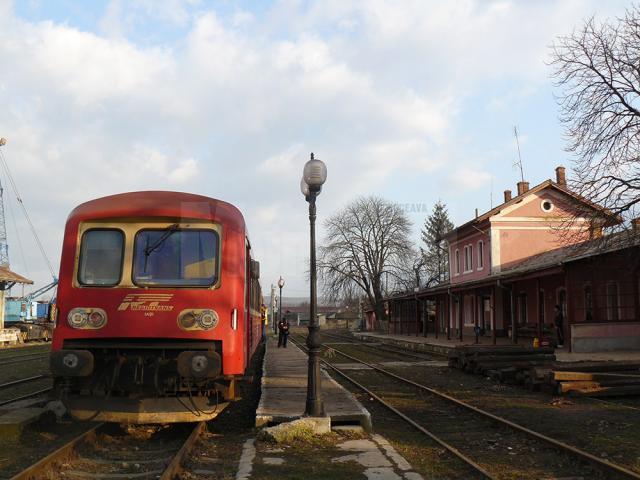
[0,0,631,294]
[259,144,305,176]
[448,166,492,191]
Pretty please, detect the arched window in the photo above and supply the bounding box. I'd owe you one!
[477,240,484,269]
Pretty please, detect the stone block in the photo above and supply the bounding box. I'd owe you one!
[260,416,332,443]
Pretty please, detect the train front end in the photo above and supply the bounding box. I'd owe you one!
[50,192,256,423]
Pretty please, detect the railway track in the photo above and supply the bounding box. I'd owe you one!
[10,421,209,480]
[0,352,48,367]
[0,371,52,408]
[320,330,443,361]
[0,387,53,407]
[290,334,640,479]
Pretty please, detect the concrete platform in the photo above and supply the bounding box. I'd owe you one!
[255,336,372,431]
[0,407,47,440]
[354,331,640,363]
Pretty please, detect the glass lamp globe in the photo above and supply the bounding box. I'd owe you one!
[300,177,310,197]
[278,276,285,288]
[303,154,327,188]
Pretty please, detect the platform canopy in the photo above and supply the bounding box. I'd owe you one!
[0,266,33,291]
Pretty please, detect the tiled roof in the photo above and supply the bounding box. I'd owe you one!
[390,229,639,300]
[444,179,620,239]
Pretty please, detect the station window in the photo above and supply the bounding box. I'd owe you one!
[541,199,554,212]
[478,241,484,269]
[606,283,619,321]
[463,245,473,272]
[584,285,593,321]
[455,249,460,275]
[78,229,124,286]
[518,293,527,324]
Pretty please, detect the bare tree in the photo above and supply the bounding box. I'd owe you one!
[319,196,413,330]
[551,6,640,228]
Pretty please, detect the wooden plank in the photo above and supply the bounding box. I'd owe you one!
[554,371,640,381]
[559,379,640,393]
[569,385,640,397]
[554,362,640,373]
[469,354,556,363]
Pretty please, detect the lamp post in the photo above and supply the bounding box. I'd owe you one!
[300,152,327,417]
[278,276,285,328]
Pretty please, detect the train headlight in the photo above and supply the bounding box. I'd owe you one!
[68,310,88,328]
[198,310,218,329]
[178,309,219,331]
[178,311,197,329]
[67,308,108,329]
[88,311,106,328]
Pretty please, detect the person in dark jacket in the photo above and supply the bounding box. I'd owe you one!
[554,305,565,348]
[277,316,290,348]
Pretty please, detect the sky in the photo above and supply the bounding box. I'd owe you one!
[0,0,633,298]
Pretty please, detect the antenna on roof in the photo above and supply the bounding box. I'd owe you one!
[513,126,525,182]
[490,177,493,208]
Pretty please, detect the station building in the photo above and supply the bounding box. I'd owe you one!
[385,167,640,353]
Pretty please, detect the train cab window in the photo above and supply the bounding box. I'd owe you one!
[133,228,219,287]
[78,229,124,286]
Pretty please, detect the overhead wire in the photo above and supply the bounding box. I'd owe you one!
[0,148,56,279]
[4,168,29,274]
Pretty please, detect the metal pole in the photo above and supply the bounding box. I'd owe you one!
[270,284,276,335]
[279,286,283,325]
[305,191,324,417]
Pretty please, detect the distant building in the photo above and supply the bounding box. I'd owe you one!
[387,166,640,353]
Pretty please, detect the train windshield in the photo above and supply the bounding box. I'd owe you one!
[133,228,219,287]
[78,229,124,286]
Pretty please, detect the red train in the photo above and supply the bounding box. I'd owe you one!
[50,191,263,423]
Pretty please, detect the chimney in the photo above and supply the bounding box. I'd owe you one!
[632,218,640,230]
[516,181,530,196]
[555,166,566,186]
[504,190,512,202]
[475,208,478,218]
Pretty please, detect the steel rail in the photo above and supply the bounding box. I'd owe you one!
[11,421,207,480]
[0,353,48,367]
[10,424,102,480]
[327,342,640,480]
[0,386,52,406]
[160,421,207,479]
[289,336,494,479]
[0,375,45,390]
[321,331,440,361]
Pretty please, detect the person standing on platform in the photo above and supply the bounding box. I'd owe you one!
[261,304,267,341]
[278,316,290,348]
[554,305,565,348]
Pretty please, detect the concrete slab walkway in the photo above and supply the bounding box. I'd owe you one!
[255,336,371,430]
[354,331,640,362]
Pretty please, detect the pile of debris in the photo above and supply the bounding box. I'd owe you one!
[450,345,640,397]
[449,345,556,385]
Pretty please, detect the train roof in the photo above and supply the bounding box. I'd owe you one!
[67,191,246,232]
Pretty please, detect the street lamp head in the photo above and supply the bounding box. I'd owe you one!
[303,152,327,190]
[0,138,6,147]
[300,177,310,198]
[278,276,285,288]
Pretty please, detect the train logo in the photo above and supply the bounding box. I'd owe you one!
[117,293,175,312]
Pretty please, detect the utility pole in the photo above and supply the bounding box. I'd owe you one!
[0,139,9,268]
[0,139,9,332]
[270,284,276,335]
